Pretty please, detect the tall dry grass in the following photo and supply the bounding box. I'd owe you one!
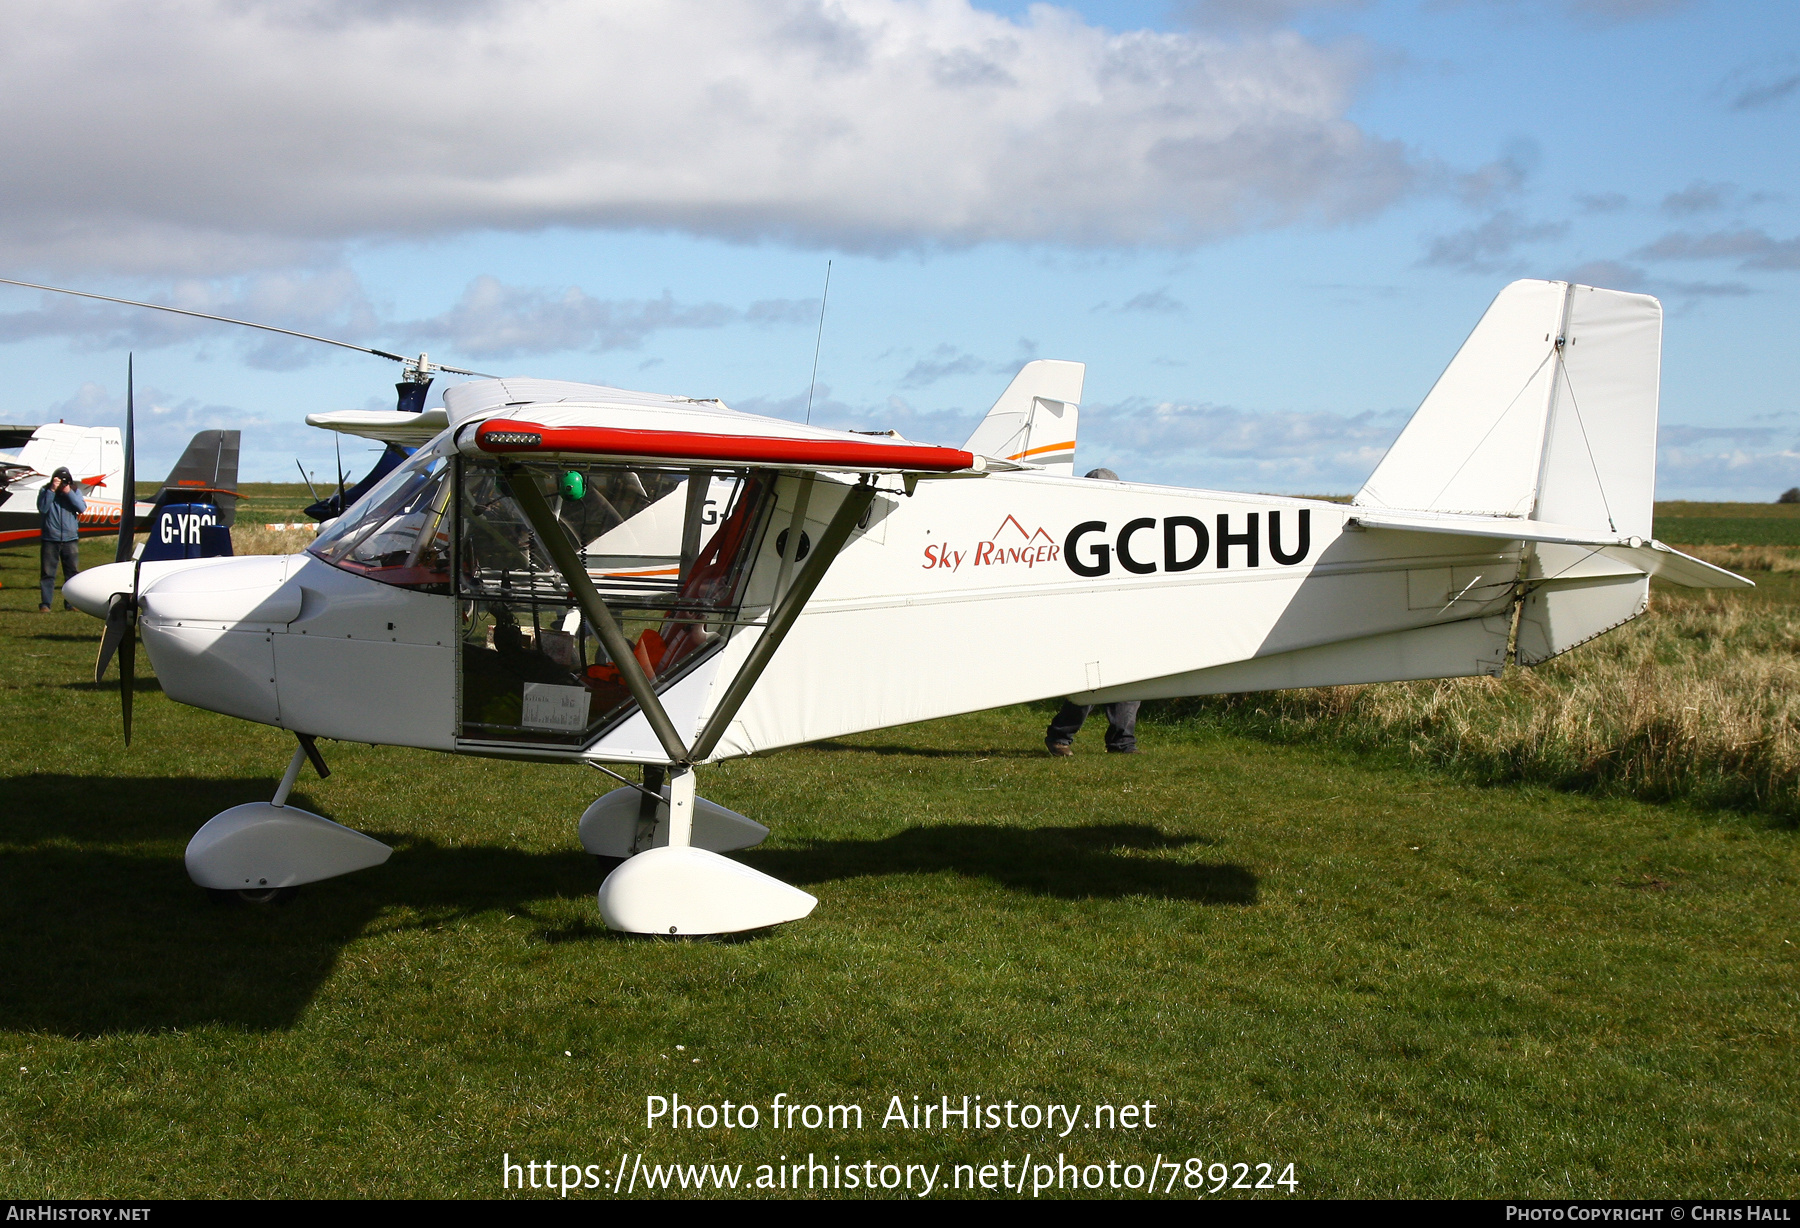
[1671,542,1800,574]
[230,523,316,555]
[1149,590,1800,821]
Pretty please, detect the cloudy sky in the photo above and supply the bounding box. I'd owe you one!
[0,0,1794,498]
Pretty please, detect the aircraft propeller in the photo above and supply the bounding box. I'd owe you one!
[94,354,141,743]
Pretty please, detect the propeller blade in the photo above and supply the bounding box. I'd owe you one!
[95,592,132,682]
[119,621,135,746]
[115,354,136,564]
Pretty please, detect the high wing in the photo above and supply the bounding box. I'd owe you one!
[312,377,990,472]
[304,408,448,447]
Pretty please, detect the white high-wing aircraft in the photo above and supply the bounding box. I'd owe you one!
[0,417,242,546]
[63,280,1747,933]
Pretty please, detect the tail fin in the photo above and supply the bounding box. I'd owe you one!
[962,360,1085,475]
[1355,280,1659,539]
[1356,281,1670,665]
[154,429,241,526]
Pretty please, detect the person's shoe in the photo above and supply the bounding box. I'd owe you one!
[1106,745,1140,754]
[38,604,51,613]
[1046,741,1074,757]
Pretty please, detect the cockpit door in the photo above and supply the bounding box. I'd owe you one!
[454,459,773,751]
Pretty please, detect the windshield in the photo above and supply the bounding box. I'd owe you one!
[309,447,452,591]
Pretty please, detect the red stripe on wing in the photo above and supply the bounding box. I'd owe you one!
[475,420,974,472]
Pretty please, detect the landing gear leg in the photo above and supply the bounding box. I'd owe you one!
[596,765,816,936]
[632,765,666,855]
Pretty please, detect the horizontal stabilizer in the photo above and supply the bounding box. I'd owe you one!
[1350,509,1751,589]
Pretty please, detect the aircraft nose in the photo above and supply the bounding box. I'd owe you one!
[64,562,135,618]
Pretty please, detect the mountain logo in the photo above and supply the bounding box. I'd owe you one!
[921,514,1062,573]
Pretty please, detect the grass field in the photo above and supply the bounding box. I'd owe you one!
[0,503,1795,1199]
[1654,501,1800,549]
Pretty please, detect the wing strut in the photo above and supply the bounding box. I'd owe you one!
[504,463,692,764]
[690,476,877,762]
[512,463,874,767]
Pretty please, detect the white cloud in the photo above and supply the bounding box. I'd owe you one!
[395,277,817,360]
[1560,259,1752,304]
[896,345,993,389]
[1077,398,1407,491]
[1576,192,1630,213]
[1655,424,1800,501]
[1117,287,1186,313]
[1634,228,1800,271]
[1661,180,1734,216]
[1178,0,1372,31]
[1421,210,1569,274]
[0,0,1411,273]
[1453,139,1539,208]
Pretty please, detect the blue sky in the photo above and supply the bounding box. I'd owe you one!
[0,0,1793,499]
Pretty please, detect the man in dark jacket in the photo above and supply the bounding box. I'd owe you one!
[1044,467,1141,755]
[37,466,85,612]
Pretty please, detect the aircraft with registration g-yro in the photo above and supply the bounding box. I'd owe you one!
[51,278,1746,935]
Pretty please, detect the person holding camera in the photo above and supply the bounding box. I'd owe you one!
[37,466,86,612]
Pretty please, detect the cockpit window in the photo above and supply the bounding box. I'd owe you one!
[309,449,452,592]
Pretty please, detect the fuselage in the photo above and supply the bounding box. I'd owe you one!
[68,437,1532,767]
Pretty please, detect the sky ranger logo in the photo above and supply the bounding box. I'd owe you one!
[1064,509,1311,578]
[922,515,1062,573]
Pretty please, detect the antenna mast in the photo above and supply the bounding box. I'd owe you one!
[804,260,832,426]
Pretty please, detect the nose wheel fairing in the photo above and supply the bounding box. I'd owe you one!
[184,740,392,899]
[185,803,391,892]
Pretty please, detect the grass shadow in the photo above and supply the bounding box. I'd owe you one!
[62,677,164,694]
[746,822,1256,905]
[0,779,1250,1037]
[808,740,1049,760]
[0,773,607,1036]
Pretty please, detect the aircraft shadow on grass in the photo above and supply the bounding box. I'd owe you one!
[0,775,1253,1036]
[744,823,1255,906]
